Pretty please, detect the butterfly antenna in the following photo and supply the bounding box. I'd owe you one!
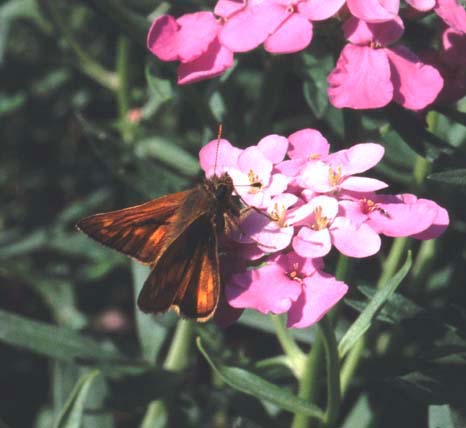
[214,123,223,176]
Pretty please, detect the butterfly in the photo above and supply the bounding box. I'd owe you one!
[76,170,242,322]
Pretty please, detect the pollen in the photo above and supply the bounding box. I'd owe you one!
[247,170,263,193]
[310,205,330,230]
[270,202,288,228]
[307,153,321,160]
[287,263,302,282]
[369,40,383,49]
[328,166,342,187]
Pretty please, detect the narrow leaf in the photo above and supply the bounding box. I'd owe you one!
[338,252,412,358]
[196,338,324,420]
[428,169,466,186]
[53,369,100,428]
[131,261,169,362]
[0,309,119,363]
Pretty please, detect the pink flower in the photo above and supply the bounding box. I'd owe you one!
[328,17,444,110]
[226,252,303,314]
[346,0,399,22]
[225,251,348,328]
[227,135,290,208]
[147,12,234,85]
[291,195,382,258]
[199,138,242,178]
[276,128,330,180]
[407,0,466,33]
[233,193,299,252]
[298,143,387,193]
[338,192,449,239]
[421,28,466,105]
[219,0,315,54]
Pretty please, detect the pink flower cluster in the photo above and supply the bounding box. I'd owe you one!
[199,129,449,328]
[147,0,466,110]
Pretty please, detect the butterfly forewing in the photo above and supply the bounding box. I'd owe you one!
[137,214,219,320]
[76,190,192,263]
[76,172,239,321]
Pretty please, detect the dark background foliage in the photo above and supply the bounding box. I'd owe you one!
[0,1,465,427]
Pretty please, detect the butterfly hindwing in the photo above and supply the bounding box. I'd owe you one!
[137,214,220,321]
[76,190,192,263]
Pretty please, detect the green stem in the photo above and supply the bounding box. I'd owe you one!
[42,0,118,91]
[163,320,194,371]
[116,36,130,119]
[335,255,351,282]
[115,36,134,143]
[291,331,325,428]
[319,316,341,428]
[410,239,436,292]
[377,237,409,288]
[271,315,306,377]
[340,337,364,396]
[141,320,194,428]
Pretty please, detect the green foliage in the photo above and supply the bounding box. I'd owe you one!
[0,0,464,427]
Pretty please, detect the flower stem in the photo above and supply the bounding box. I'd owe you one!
[271,315,306,377]
[377,237,409,288]
[42,0,118,91]
[141,320,194,428]
[319,316,341,428]
[291,330,325,428]
[340,336,364,396]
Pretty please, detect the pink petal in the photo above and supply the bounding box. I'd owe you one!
[178,40,234,85]
[408,201,449,240]
[287,128,330,159]
[220,3,288,52]
[328,44,393,109]
[347,0,399,23]
[387,46,444,110]
[338,143,385,175]
[226,264,302,314]
[257,134,289,163]
[147,15,179,61]
[367,199,437,237]
[434,0,466,33]
[214,0,246,18]
[275,158,307,177]
[287,273,348,328]
[299,161,335,192]
[405,0,435,11]
[331,217,381,257]
[264,13,313,54]
[199,137,241,177]
[344,17,404,45]
[338,200,369,226]
[238,146,273,183]
[281,251,324,277]
[176,12,220,63]
[266,173,290,196]
[341,176,389,191]
[298,0,346,21]
[293,227,332,258]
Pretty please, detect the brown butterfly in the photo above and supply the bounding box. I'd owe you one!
[76,171,242,322]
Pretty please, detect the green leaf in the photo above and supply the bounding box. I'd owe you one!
[429,405,455,428]
[52,369,100,428]
[0,309,120,363]
[338,252,412,358]
[196,338,324,420]
[131,261,169,362]
[135,136,200,178]
[428,169,466,186]
[345,286,423,325]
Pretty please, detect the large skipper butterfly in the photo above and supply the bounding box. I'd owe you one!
[77,135,242,322]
